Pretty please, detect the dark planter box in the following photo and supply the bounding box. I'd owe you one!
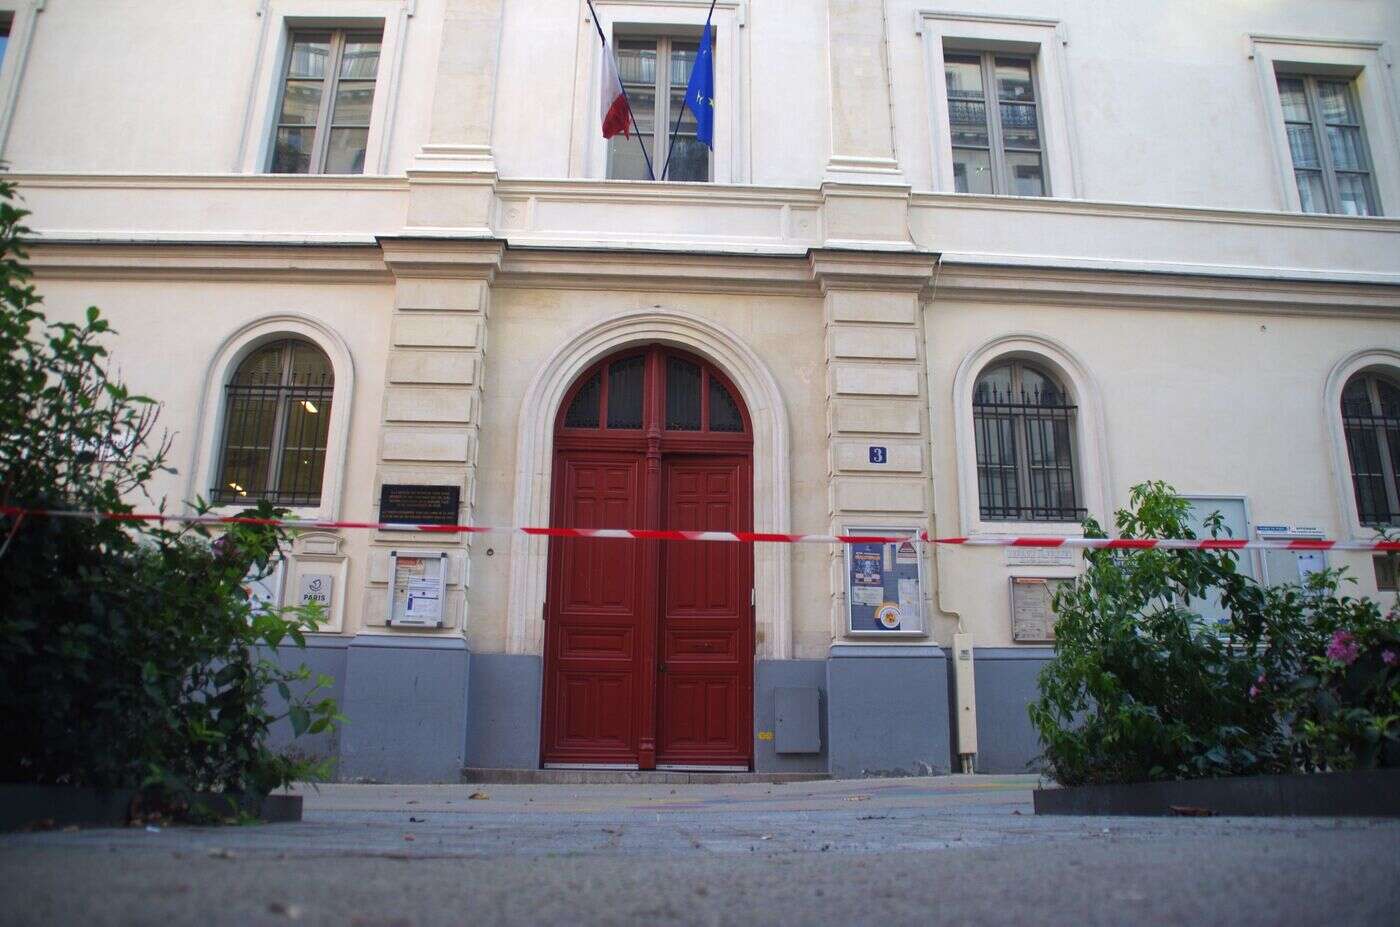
[0,784,302,830]
[1035,768,1400,817]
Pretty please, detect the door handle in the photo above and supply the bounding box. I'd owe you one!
[658,662,667,673]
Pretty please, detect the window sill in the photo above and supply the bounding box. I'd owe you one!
[204,502,331,524]
[965,520,1087,538]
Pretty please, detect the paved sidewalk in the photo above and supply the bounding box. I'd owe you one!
[2,775,1397,926]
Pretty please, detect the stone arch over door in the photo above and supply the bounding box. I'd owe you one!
[507,309,792,659]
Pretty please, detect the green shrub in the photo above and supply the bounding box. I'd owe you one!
[1029,481,1399,786]
[0,179,337,795]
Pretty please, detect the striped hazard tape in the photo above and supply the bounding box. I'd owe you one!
[2,506,1398,551]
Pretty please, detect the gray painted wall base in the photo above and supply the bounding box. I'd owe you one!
[826,645,951,778]
[465,653,542,770]
[337,635,470,783]
[973,647,1054,774]
[261,636,348,768]
[754,660,827,773]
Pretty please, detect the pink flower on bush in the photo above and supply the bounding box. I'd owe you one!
[1326,630,1360,666]
[1384,649,1398,667]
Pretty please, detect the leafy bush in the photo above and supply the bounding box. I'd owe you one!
[0,179,338,796]
[1029,481,1399,786]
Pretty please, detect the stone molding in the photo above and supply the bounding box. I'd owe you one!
[362,237,503,635]
[24,237,1400,319]
[932,261,1400,317]
[14,172,1400,289]
[0,1,45,160]
[948,332,1112,539]
[379,236,506,279]
[506,307,793,659]
[187,312,357,523]
[815,249,939,641]
[1322,347,1400,540]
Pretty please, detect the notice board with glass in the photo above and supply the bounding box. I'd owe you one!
[386,549,448,628]
[843,527,925,636]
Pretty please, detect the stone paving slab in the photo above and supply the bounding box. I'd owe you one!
[2,775,1398,926]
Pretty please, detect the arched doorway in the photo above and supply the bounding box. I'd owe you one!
[541,345,754,770]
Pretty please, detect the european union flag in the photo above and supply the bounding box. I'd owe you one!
[683,23,715,149]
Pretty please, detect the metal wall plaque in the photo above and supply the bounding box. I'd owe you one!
[843,527,925,635]
[1010,577,1068,642]
[1004,546,1077,567]
[298,573,334,609]
[379,484,461,526]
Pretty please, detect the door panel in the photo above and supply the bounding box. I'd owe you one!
[656,457,752,766]
[541,453,647,764]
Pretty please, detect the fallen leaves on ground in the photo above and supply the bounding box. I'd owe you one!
[1169,805,1215,817]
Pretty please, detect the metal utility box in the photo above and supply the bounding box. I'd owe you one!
[774,686,822,754]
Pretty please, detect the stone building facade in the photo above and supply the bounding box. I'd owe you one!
[6,0,1399,779]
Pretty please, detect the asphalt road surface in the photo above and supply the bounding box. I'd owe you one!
[2,775,1397,926]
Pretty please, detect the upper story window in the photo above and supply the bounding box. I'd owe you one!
[1276,73,1380,216]
[609,34,711,182]
[973,361,1082,521]
[269,30,382,174]
[944,52,1045,196]
[1341,370,1400,527]
[214,340,335,507]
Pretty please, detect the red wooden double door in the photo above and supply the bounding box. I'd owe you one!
[542,346,754,769]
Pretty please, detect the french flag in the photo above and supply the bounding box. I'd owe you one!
[600,44,631,139]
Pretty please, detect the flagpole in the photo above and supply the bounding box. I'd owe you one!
[585,0,655,181]
[660,0,717,180]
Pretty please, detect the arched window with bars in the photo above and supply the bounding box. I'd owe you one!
[972,360,1083,522]
[213,339,335,506]
[1341,369,1400,527]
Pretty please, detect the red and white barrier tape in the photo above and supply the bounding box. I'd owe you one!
[2,506,1398,551]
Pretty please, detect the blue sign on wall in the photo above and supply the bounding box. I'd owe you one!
[868,446,888,464]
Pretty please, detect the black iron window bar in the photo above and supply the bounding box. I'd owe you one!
[974,385,1085,522]
[1342,398,1400,527]
[212,373,334,507]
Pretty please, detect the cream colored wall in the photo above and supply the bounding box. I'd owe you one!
[926,299,1400,648]
[5,1,1396,213]
[473,285,832,658]
[33,277,395,634]
[888,0,1400,207]
[4,0,442,175]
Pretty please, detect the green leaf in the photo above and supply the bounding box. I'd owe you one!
[289,706,310,737]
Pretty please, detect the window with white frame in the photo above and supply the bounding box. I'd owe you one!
[1341,369,1400,527]
[1276,72,1380,216]
[972,361,1082,521]
[944,52,1046,196]
[213,340,334,507]
[608,33,711,182]
[269,30,382,174]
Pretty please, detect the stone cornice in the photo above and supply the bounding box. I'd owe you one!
[808,248,940,294]
[496,245,816,296]
[931,261,1400,318]
[910,190,1400,234]
[11,172,410,192]
[19,237,1400,316]
[25,240,391,283]
[378,236,506,280]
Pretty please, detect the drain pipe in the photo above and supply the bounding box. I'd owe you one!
[923,256,978,774]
